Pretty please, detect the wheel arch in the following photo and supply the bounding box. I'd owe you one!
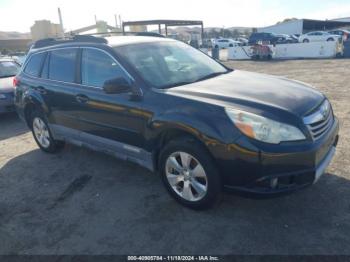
[151,126,219,172]
[23,95,47,128]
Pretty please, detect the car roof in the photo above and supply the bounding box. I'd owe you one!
[330,29,349,32]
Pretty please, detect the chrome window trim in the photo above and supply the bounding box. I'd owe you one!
[21,46,134,90]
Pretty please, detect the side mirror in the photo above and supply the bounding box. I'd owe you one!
[103,77,132,94]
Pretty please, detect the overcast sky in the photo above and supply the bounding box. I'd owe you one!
[1,0,350,32]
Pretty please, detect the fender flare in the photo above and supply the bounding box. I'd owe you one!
[145,111,227,152]
[22,91,48,125]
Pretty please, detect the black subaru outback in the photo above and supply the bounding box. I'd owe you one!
[14,35,339,209]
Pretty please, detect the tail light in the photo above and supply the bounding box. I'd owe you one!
[13,76,20,88]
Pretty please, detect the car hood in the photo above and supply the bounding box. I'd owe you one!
[165,70,324,117]
[0,76,14,93]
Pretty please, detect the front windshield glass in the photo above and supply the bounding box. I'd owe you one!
[0,61,20,78]
[115,41,229,89]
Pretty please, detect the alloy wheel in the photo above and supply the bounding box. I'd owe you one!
[165,151,208,202]
[33,117,51,148]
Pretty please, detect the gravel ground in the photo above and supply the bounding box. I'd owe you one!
[0,59,349,255]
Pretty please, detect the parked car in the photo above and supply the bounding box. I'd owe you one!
[328,29,350,41]
[248,32,280,45]
[211,38,241,49]
[0,58,20,113]
[234,37,249,46]
[10,55,26,65]
[299,31,341,43]
[15,36,339,209]
[275,34,299,44]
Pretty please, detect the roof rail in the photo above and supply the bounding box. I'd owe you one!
[72,35,108,43]
[32,35,108,49]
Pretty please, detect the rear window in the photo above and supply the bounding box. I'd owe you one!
[24,53,46,77]
[49,49,77,82]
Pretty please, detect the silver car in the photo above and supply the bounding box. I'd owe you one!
[0,58,21,113]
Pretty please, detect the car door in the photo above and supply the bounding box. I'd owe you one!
[20,51,48,104]
[40,48,83,135]
[306,32,314,41]
[315,32,324,41]
[73,47,147,150]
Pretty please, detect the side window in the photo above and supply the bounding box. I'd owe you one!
[49,49,77,82]
[81,48,127,88]
[24,52,46,77]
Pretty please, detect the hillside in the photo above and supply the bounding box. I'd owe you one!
[0,31,31,40]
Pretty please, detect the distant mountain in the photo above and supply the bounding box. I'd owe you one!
[0,31,31,40]
[227,27,253,32]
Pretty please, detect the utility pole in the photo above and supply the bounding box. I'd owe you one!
[114,14,119,28]
[58,7,64,38]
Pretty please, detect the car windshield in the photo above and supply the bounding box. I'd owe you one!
[0,61,20,78]
[115,41,230,89]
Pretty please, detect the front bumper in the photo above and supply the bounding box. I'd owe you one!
[216,117,339,197]
[0,92,15,113]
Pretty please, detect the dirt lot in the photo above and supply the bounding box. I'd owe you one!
[0,59,349,255]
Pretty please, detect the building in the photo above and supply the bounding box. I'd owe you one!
[0,31,32,52]
[332,17,350,22]
[69,20,120,35]
[258,19,350,35]
[129,25,147,32]
[30,20,63,41]
[0,39,32,52]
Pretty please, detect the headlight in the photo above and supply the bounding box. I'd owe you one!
[225,108,306,144]
[0,94,6,100]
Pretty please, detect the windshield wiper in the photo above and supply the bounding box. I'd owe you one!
[160,70,231,89]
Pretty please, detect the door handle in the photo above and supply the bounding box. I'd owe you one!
[76,94,89,104]
[35,86,47,95]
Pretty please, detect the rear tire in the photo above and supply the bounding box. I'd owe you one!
[30,109,65,153]
[327,38,334,41]
[159,137,222,210]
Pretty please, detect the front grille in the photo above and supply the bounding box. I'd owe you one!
[304,100,334,140]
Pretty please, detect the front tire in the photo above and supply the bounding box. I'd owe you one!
[303,39,310,43]
[327,38,334,41]
[30,110,65,153]
[159,137,222,209]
